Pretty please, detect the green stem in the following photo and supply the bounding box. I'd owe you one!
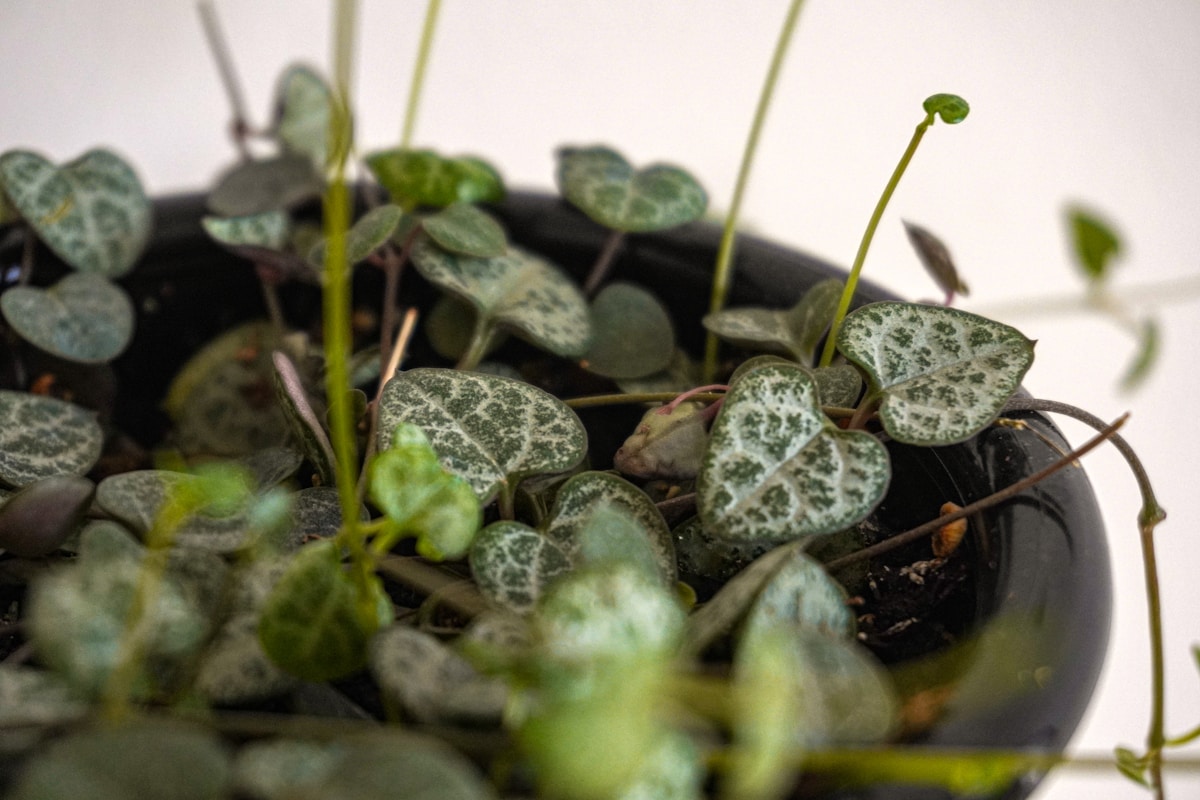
[818,112,934,368]
[1000,397,1168,799]
[703,0,807,383]
[400,0,442,148]
[324,0,362,547]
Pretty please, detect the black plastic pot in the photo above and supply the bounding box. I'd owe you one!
[22,191,1111,798]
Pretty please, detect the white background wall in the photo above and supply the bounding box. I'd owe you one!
[2,2,1198,797]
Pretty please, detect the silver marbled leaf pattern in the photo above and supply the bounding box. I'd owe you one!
[411,238,591,358]
[837,302,1035,445]
[696,366,889,543]
[556,146,707,232]
[545,471,676,585]
[274,64,333,168]
[95,470,252,553]
[0,148,150,277]
[377,368,587,505]
[0,391,102,487]
[202,210,290,250]
[1,273,134,363]
[470,521,572,615]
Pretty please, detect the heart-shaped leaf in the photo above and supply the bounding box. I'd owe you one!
[411,238,592,360]
[836,302,1035,445]
[0,665,86,730]
[740,548,855,644]
[208,154,322,217]
[258,539,392,683]
[1,272,134,363]
[377,368,587,507]
[556,146,707,232]
[370,626,507,725]
[0,391,102,487]
[203,210,290,251]
[0,148,150,277]
[544,471,676,585]
[7,720,231,800]
[163,321,293,457]
[273,63,333,167]
[615,348,699,395]
[581,282,675,379]
[0,474,94,557]
[469,521,572,615]
[367,422,482,561]
[697,365,889,542]
[27,530,209,699]
[365,148,504,209]
[95,470,255,553]
[308,204,405,267]
[703,278,843,362]
[422,203,507,257]
[232,739,345,800]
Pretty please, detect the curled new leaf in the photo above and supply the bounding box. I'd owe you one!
[923,93,970,124]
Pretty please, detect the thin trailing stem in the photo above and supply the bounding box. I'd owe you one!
[324,0,362,547]
[378,228,419,369]
[400,0,443,148]
[197,0,253,159]
[565,391,726,410]
[1003,396,1168,798]
[819,111,934,368]
[703,0,807,383]
[824,411,1128,572]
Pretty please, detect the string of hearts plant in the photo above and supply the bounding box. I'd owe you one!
[0,1,1196,799]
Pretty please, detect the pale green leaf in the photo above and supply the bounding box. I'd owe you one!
[367,422,482,560]
[274,64,333,167]
[0,665,87,728]
[0,148,150,277]
[836,302,1035,445]
[208,154,322,217]
[703,278,842,362]
[377,368,587,506]
[233,739,345,800]
[696,365,889,542]
[556,145,707,232]
[740,549,855,644]
[1,272,134,363]
[0,390,102,487]
[308,204,404,267]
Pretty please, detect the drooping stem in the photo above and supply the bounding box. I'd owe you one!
[565,390,726,410]
[400,0,443,148]
[703,0,807,383]
[824,410,1128,571]
[1002,396,1168,798]
[582,229,627,296]
[323,0,362,545]
[197,0,253,159]
[818,112,934,368]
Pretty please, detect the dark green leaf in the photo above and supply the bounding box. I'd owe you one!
[8,720,231,800]
[1067,206,1122,282]
[903,220,968,300]
[308,204,405,267]
[1120,317,1159,391]
[469,521,572,615]
[365,148,504,209]
[208,154,322,217]
[258,539,391,682]
[582,282,676,379]
[923,93,970,124]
